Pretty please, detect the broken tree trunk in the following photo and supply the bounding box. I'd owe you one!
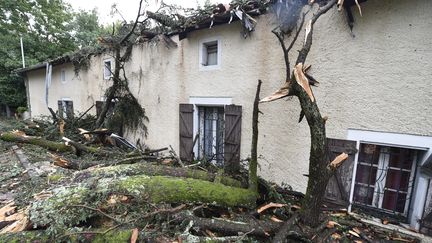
[73,163,244,188]
[30,176,257,229]
[249,80,262,192]
[263,0,339,231]
[294,0,338,227]
[0,132,73,152]
[174,211,282,237]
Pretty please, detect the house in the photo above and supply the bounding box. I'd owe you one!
[16,0,432,235]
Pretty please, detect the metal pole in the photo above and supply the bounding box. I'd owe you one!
[20,35,25,68]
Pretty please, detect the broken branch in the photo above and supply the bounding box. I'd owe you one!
[328,152,348,170]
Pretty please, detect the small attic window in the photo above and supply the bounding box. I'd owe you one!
[60,69,66,83]
[200,39,220,70]
[103,60,112,80]
[203,41,218,66]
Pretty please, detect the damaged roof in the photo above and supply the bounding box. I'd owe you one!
[16,0,366,74]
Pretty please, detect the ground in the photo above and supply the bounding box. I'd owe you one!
[0,118,427,242]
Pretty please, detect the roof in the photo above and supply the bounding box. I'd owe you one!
[16,0,367,74]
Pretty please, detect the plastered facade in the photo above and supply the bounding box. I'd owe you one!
[26,0,432,195]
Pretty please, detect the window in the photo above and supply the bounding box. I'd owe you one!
[353,143,417,216]
[57,99,73,119]
[197,106,224,164]
[199,39,220,69]
[103,60,112,80]
[60,69,66,83]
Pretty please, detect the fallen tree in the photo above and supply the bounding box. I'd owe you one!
[29,175,257,231]
[73,163,244,188]
[0,132,73,152]
[174,211,282,237]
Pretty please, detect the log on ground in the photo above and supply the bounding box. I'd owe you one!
[73,163,244,188]
[30,176,257,229]
[1,132,72,152]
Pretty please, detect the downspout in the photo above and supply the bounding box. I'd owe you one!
[24,74,31,118]
[44,62,52,108]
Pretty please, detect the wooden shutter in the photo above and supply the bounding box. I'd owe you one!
[96,101,104,117]
[179,104,194,162]
[420,181,432,236]
[57,100,64,118]
[224,105,242,174]
[66,101,74,119]
[325,138,358,207]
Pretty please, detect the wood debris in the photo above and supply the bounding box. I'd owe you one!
[48,152,70,168]
[349,229,360,238]
[271,216,283,222]
[354,0,363,16]
[329,152,349,169]
[130,228,139,243]
[260,82,290,103]
[257,202,287,214]
[337,0,345,11]
[0,205,30,234]
[0,202,16,221]
[304,20,312,44]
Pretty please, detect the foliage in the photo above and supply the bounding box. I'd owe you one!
[0,1,106,108]
[70,9,104,48]
[16,106,28,113]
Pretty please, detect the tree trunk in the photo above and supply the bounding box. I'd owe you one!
[73,163,244,188]
[174,212,282,237]
[0,132,73,152]
[95,47,121,128]
[5,105,11,118]
[30,175,257,229]
[249,80,262,192]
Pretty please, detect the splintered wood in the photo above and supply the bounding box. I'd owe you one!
[337,0,345,11]
[259,82,290,103]
[130,228,139,243]
[354,0,363,16]
[294,63,315,102]
[257,203,287,214]
[49,152,69,168]
[304,20,312,44]
[0,202,30,234]
[329,152,349,170]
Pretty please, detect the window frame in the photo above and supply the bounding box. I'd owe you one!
[352,143,418,216]
[199,37,221,71]
[103,59,113,80]
[59,98,73,119]
[347,129,432,230]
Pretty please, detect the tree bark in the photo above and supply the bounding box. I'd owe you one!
[30,176,257,229]
[73,163,244,188]
[293,0,337,227]
[249,80,262,192]
[1,132,73,152]
[174,212,282,237]
[95,48,120,128]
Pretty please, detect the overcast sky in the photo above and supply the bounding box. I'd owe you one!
[65,0,220,25]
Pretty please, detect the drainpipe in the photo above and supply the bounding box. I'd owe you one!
[45,63,52,107]
[20,35,25,68]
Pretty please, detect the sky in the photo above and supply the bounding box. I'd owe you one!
[65,0,219,25]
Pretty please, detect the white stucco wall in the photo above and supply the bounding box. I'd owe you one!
[25,0,432,196]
